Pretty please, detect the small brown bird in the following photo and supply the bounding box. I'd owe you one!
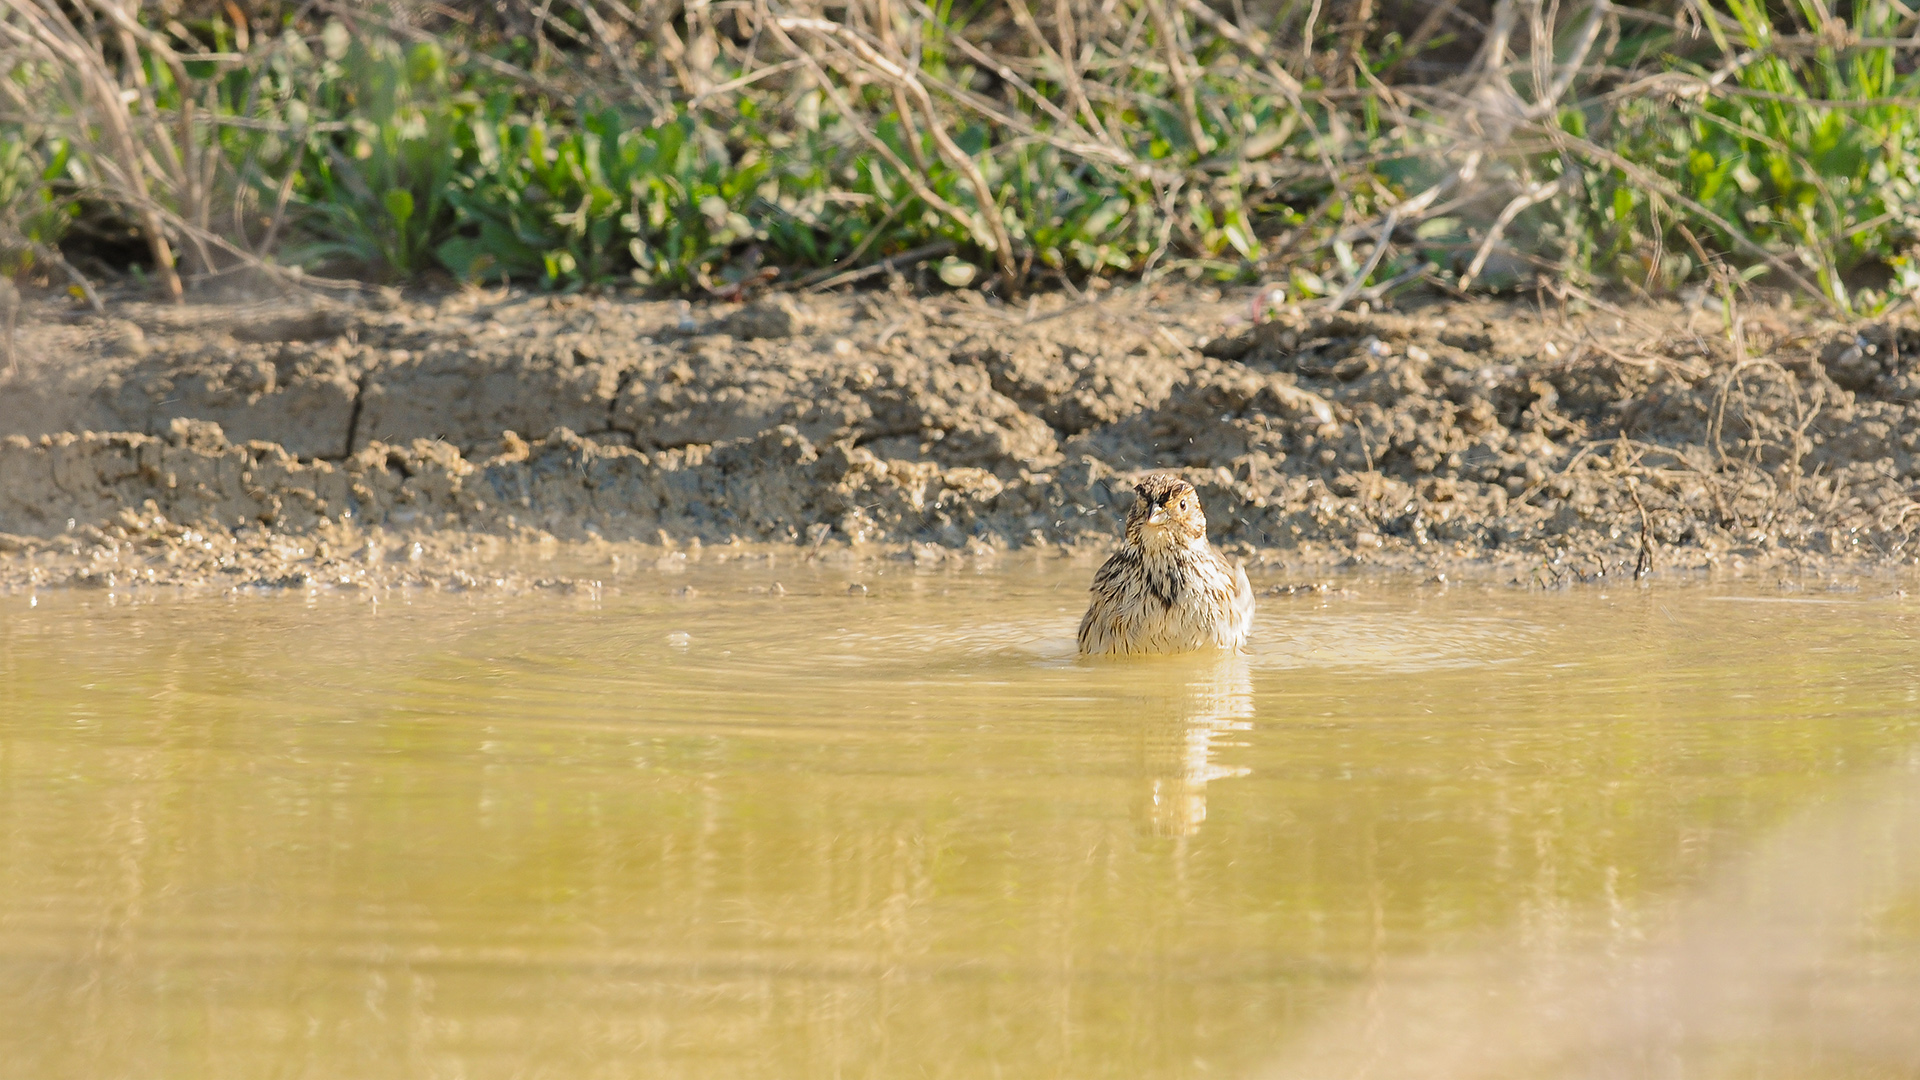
[1078,474,1254,655]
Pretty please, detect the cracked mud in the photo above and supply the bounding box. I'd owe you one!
[2,281,1918,592]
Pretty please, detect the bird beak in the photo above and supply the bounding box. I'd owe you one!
[1147,503,1169,525]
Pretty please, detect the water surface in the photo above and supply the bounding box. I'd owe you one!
[3,561,1919,1079]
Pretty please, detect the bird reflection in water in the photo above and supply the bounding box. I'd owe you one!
[1135,651,1254,837]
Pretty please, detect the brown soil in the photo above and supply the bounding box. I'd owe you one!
[1,279,1916,592]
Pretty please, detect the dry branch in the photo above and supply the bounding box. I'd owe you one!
[771,14,1020,287]
[1,0,185,300]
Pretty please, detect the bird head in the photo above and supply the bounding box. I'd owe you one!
[1127,474,1208,548]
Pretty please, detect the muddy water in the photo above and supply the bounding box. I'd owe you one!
[3,564,1919,1080]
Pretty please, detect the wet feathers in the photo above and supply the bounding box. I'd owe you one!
[1078,474,1254,655]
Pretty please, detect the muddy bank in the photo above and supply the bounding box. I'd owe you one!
[1,280,1918,590]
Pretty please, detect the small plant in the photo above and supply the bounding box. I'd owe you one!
[439,107,764,289]
[0,131,76,276]
[752,108,969,276]
[1677,0,1920,310]
[279,27,468,277]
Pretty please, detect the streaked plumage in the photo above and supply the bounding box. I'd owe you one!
[1078,474,1254,655]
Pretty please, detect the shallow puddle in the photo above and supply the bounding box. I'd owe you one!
[4,562,1920,1079]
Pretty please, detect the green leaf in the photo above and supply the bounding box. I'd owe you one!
[385,188,415,230]
[1221,209,1258,260]
[435,236,496,281]
[407,42,444,85]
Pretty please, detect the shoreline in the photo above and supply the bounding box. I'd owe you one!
[1,521,1911,597]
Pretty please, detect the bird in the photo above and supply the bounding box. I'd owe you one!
[1078,473,1254,655]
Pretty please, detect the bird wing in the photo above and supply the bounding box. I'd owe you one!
[1078,550,1125,654]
